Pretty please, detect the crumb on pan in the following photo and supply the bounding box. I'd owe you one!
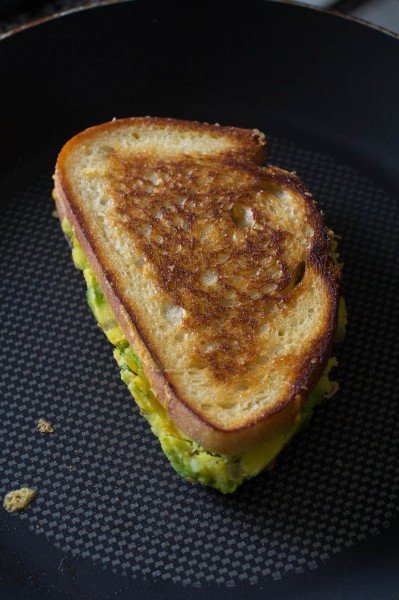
[52,209,59,219]
[3,488,37,513]
[37,418,54,434]
[324,381,339,398]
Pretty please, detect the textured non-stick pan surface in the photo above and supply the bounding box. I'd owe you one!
[0,1,398,598]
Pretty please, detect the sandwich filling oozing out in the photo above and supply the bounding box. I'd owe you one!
[62,218,346,494]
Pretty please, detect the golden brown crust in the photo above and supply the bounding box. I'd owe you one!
[58,116,267,165]
[55,117,340,455]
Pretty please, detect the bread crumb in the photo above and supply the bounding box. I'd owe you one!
[52,209,59,219]
[3,488,36,513]
[324,381,339,399]
[37,418,54,434]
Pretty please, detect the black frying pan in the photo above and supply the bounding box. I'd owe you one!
[0,1,398,598]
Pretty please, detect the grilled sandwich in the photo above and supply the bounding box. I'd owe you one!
[54,117,345,493]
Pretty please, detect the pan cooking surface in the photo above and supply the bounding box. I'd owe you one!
[0,136,397,587]
[0,1,398,597]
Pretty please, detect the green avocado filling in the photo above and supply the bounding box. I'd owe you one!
[62,218,347,494]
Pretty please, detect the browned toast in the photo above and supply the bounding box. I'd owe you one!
[54,117,341,456]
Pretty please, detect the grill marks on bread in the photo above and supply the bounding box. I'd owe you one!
[106,152,316,381]
[55,118,341,454]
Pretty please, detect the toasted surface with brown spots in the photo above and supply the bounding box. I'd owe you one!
[55,118,340,454]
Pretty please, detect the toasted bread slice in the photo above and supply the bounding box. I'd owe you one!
[54,117,341,456]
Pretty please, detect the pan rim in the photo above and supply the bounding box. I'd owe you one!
[0,0,398,43]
